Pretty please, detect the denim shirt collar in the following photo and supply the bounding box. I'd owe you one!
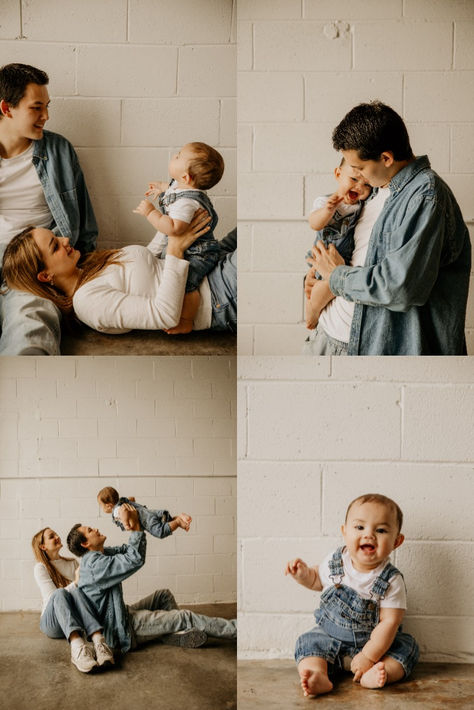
[388,155,431,194]
[32,137,48,161]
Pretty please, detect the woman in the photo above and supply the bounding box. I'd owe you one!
[32,527,114,673]
[2,213,237,335]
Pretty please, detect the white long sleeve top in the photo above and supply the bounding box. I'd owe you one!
[72,246,212,333]
[33,558,79,614]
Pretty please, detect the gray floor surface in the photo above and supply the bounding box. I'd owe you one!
[61,325,236,356]
[238,658,474,709]
[3,604,236,710]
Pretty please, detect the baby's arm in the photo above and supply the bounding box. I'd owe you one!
[309,193,344,231]
[169,513,192,532]
[133,200,190,236]
[351,607,405,681]
[284,558,323,591]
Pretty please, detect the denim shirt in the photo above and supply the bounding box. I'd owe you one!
[329,156,471,355]
[78,531,146,652]
[31,130,98,253]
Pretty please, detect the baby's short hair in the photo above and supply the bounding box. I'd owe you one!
[97,486,119,505]
[345,493,403,532]
[187,142,224,190]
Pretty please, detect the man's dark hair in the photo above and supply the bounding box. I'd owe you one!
[0,63,49,119]
[332,101,414,162]
[67,523,88,557]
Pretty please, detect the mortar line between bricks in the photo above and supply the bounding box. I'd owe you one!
[236,379,474,387]
[238,458,472,464]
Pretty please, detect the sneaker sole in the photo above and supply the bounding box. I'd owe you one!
[161,629,208,648]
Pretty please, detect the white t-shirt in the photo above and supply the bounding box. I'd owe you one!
[319,187,390,343]
[318,548,407,609]
[72,245,212,333]
[311,195,360,226]
[0,143,53,249]
[33,558,79,614]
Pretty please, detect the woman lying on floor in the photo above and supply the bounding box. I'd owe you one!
[2,211,236,335]
[32,527,114,673]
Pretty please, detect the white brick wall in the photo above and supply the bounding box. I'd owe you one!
[0,0,236,247]
[238,1,474,354]
[0,356,236,611]
[237,357,474,663]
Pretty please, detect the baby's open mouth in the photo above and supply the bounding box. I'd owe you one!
[348,190,359,200]
[360,544,375,552]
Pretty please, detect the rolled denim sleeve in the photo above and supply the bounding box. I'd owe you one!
[80,532,146,591]
[329,194,451,312]
[73,152,98,254]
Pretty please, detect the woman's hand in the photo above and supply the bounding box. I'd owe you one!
[166,209,211,259]
[308,241,345,281]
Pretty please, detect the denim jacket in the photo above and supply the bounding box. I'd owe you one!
[78,531,146,652]
[329,156,471,355]
[31,130,98,253]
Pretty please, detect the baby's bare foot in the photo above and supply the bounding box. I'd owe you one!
[299,669,333,697]
[360,661,387,689]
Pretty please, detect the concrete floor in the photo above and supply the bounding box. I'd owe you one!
[238,659,474,709]
[61,324,236,356]
[2,604,236,710]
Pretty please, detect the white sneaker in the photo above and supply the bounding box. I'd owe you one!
[94,639,115,666]
[71,643,98,673]
[161,629,207,648]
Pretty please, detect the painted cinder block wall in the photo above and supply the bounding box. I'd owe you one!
[237,356,474,663]
[237,0,474,355]
[0,0,236,247]
[0,356,236,611]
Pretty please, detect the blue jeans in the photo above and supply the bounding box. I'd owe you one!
[0,286,61,355]
[40,587,103,640]
[302,325,348,356]
[185,240,221,293]
[127,589,236,645]
[208,229,237,333]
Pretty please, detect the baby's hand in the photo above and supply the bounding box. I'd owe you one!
[175,513,192,532]
[284,558,309,581]
[133,199,155,218]
[350,652,374,682]
[325,192,344,214]
[145,181,168,199]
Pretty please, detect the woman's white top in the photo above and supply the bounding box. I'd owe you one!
[72,246,212,333]
[34,559,79,614]
[318,548,407,609]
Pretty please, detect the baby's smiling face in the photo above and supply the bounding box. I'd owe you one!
[335,162,372,205]
[341,500,404,572]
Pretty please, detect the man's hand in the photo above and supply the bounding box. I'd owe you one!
[133,199,156,218]
[174,513,192,532]
[308,241,345,281]
[145,181,168,200]
[350,652,375,682]
[120,503,141,531]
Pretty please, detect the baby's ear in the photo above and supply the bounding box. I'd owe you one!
[393,533,405,550]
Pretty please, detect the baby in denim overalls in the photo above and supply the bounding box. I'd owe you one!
[285,493,419,698]
[305,159,371,330]
[133,142,224,334]
[97,486,192,539]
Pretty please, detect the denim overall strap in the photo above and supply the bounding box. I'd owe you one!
[328,547,345,588]
[158,188,218,232]
[369,561,401,600]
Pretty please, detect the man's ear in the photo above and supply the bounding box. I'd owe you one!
[381,151,395,168]
[80,539,91,551]
[0,99,12,117]
[393,533,405,550]
[37,270,52,284]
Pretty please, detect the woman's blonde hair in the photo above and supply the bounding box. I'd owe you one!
[31,528,75,589]
[2,226,123,314]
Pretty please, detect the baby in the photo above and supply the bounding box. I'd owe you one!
[285,493,419,698]
[97,486,192,539]
[133,142,224,334]
[305,159,371,329]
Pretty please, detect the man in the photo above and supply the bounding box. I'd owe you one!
[0,63,97,354]
[304,101,471,355]
[66,508,236,654]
